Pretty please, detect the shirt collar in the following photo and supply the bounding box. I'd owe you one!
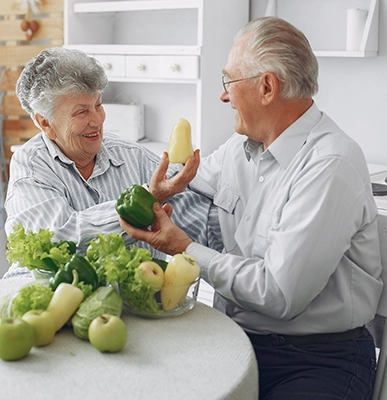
[42,133,72,164]
[265,102,322,169]
[243,139,261,161]
[42,133,124,175]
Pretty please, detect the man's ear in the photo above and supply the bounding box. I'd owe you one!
[260,72,279,105]
[34,114,56,139]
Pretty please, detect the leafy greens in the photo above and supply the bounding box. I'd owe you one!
[6,223,74,272]
[0,282,54,318]
[86,233,161,314]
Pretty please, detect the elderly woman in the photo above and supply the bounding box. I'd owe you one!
[4,47,222,278]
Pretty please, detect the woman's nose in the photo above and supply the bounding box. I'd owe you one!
[89,109,105,126]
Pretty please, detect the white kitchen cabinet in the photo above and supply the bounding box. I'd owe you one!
[64,0,249,156]
[265,0,379,58]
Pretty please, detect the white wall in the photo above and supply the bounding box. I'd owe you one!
[250,0,387,164]
[0,229,9,278]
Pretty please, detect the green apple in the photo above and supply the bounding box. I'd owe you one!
[22,310,56,347]
[0,318,35,361]
[138,261,164,290]
[88,314,127,353]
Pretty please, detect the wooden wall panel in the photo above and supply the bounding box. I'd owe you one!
[0,70,20,92]
[0,0,63,175]
[1,94,28,117]
[3,120,39,159]
[0,15,63,43]
[0,45,55,68]
[2,0,63,16]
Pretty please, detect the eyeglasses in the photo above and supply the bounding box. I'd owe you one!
[222,74,263,93]
[221,74,285,93]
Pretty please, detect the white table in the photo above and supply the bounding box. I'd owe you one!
[0,278,259,400]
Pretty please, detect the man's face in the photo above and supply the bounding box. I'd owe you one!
[220,33,263,140]
[44,92,105,164]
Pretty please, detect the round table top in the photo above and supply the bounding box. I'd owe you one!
[0,277,258,400]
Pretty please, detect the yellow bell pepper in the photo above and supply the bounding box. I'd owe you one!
[167,118,194,164]
[161,253,200,311]
[46,269,84,332]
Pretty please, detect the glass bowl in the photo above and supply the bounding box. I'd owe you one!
[118,278,200,319]
[32,269,54,280]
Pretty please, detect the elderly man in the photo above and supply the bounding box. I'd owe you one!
[121,17,382,399]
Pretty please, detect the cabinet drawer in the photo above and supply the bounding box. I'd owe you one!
[94,55,126,78]
[160,56,199,79]
[125,55,199,80]
[125,56,161,78]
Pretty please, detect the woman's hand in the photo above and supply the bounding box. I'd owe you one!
[149,150,200,204]
[119,202,193,255]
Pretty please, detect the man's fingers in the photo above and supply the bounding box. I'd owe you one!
[169,149,200,189]
[119,217,151,242]
[163,203,173,218]
[183,149,200,177]
[152,202,171,222]
[152,151,169,182]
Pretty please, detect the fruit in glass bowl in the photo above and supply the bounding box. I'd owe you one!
[119,278,200,318]
[117,253,201,318]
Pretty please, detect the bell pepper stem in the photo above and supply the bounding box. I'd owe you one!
[72,269,79,287]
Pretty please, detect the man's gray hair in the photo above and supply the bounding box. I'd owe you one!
[16,47,109,122]
[235,17,319,99]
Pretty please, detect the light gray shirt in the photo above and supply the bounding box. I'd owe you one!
[4,132,222,278]
[187,103,383,335]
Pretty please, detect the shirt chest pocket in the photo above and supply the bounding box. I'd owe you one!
[213,185,240,252]
[253,210,281,256]
[213,184,239,214]
[257,210,280,237]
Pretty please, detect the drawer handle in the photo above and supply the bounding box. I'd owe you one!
[170,63,180,72]
[137,64,146,71]
[103,63,112,70]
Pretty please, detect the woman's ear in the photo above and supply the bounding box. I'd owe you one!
[260,72,280,105]
[34,114,56,139]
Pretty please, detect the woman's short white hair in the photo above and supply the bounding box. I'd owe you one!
[235,17,319,99]
[16,47,108,122]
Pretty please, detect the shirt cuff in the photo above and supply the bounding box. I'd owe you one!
[186,242,218,283]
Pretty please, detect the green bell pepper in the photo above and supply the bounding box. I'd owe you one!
[115,184,158,229]
[55,240,77,255]
[152,258,168,271]
[49,254,99,291]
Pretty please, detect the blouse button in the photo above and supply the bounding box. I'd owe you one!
[244,214,250,221]
[259,176,264,183]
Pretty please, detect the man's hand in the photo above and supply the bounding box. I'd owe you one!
[149,150,200,204]
[119,202,193,256]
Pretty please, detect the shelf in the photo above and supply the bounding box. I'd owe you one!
[265,0,379,58]
[106,77,197,84]
[74,0,202,13]
[64,44,201,56]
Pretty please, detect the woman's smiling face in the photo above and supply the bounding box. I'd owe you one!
[43,92,105,166]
